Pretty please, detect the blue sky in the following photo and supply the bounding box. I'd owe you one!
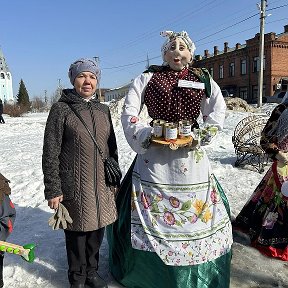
[0,0,287,99]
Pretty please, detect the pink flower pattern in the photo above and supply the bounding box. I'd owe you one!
[169,196,180,208]
[163,211,176,225]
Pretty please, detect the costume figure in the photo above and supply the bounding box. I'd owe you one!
[107,31,232,288]
[234,101,288,261]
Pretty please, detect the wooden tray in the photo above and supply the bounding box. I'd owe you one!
[151,136,193,146]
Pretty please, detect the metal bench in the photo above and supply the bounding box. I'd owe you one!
[232,115,269,173]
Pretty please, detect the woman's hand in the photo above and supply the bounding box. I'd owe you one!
[48,195,63,210]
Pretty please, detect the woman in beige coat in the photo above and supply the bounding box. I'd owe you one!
[42,58,119,288]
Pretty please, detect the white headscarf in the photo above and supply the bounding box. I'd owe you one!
[160,30,196,65]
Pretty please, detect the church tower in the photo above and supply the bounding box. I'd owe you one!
[0,48,13,103]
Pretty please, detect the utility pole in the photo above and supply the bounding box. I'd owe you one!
[57,78,62,98]
[146,53,150,69]
[257,0,267,108]
[93,56,101,100]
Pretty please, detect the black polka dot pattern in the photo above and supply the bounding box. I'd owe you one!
[144,68,205,126]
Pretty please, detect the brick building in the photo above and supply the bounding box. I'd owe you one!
[194,24,288,103]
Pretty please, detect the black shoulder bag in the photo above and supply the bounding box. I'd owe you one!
[68,104,122,186]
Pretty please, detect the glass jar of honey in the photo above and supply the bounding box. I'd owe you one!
[178,120,192,138]
[164,122,178,141]
[153,119,166,138]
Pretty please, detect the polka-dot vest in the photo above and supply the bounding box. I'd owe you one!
[144,68,205,128]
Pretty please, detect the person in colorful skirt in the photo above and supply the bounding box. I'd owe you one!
[234,100,288,261]
[107,30,233,288]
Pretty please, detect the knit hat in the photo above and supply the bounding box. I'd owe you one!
[160,31,196,64]
[68,58,101,85]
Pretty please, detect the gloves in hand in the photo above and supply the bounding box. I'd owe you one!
[48,203,73,230]
[275,151,288,164]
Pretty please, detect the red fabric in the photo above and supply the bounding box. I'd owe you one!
[7,219,13,233]
[9,200,15,209]
[233,224,288,261]
[178,67,188,79]
[252,241,288,261]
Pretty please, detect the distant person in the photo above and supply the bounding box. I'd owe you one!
[0,173,16,287]
[42,58,119,288]
[0,100,5,124]
[107,30,232,288]
[234,101,288,261]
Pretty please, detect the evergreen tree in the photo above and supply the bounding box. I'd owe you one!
[17,79,30,110]
[50,87,62,104]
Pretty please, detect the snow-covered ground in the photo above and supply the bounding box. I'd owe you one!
[0,102,287,288]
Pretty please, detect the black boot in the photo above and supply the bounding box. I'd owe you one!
[85,273,108,288]
[70,284,85,288]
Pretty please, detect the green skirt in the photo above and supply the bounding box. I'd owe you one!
[107,158,231,288]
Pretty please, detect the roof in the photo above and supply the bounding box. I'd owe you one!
[106,81,132,92]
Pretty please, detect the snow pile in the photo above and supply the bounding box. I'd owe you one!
[0,103,287,287]
[225,97,257,112]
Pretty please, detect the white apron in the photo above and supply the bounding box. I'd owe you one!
[130,144,233,266]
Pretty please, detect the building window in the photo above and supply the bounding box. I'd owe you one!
[252,57,259,72]
[239,87,248,100]
[219,65,224,79]
[209,67,214,78]
[252,56,266,72]
[0,73,5,79]
[241,59,247,75]
[252,85,258,101]
[229,62,235,77]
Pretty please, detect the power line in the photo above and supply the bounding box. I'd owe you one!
[102,56,159,70]
[197,17,288,48]
[101,14,258,70]
[101,0,219,55]
[267,3,288,11]
[196,13,258,42]
[198,25,259,47]
[101,2,287,71]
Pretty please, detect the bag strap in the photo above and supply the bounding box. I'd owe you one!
[67,104,105,161]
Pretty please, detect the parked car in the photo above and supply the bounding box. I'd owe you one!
[221,90,234,97]
[263,91,288,103]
